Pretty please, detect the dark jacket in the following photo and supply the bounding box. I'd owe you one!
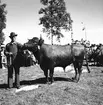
[4,42,23,66]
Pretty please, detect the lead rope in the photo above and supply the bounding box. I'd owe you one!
[7,55,13,67]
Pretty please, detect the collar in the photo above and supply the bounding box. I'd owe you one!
[10,41,17,45]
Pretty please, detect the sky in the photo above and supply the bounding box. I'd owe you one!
[2,0,103,44]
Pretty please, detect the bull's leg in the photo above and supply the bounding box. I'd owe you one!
[85,52,91,73]
[43,69,49,84]
[72,61,83,82]
[85,58,90,73]
[72,62,78,82]
[77,63,83,82]
[49,68,54,84]
[73,66,78,82]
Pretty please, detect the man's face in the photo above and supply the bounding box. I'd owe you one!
[11,36,16,42]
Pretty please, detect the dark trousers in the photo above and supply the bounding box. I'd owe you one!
[7,65,20,88]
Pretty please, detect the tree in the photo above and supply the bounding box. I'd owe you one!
[39,0,73,44]
[0,1,7,45]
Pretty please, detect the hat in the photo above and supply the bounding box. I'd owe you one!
[9,32,17,38]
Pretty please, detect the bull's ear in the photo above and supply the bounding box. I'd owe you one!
[39,37,44,46]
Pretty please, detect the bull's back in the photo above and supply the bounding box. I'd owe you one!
[40,44,72,58]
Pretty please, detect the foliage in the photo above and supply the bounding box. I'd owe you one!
[0,32,5,44]
[39,0,73,44]
[0,2,7,44]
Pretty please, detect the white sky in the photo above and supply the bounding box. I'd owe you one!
[2,0,103,45]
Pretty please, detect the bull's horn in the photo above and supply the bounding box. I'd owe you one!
[40,34,42,39]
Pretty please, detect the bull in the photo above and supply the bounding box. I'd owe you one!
[24,37,90,83]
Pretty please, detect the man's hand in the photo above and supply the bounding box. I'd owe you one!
[9,52,13,56]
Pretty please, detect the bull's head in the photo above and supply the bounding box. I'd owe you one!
[22,37,44,52]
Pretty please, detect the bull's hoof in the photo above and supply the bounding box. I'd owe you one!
[46,81,49,84]
[51,79,54,83]
[71,77,78,83]
[46,81,52,85]
[16,86,20,89]
[88,71,91,73]
[72,79,78,83]
[47,82,52,85]
[71,77,76,80]
[46,80,54,85]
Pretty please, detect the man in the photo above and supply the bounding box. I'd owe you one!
[4,32,22,89]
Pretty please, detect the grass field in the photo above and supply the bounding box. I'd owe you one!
[0,65,103,105]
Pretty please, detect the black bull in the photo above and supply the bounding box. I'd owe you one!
[24,38,90,83]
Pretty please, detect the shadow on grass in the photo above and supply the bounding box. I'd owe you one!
[0,77,73,89]
[20,77,72,86]
[0,83,8,89]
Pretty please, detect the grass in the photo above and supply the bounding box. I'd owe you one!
[0,65,103,105]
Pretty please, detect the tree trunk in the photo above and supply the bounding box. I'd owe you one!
[51,34,53,45]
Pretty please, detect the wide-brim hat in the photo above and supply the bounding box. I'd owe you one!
[9,32,17,38]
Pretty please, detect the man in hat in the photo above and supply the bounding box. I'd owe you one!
[4,32,23,89]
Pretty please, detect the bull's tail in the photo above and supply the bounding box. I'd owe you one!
[85,58,90,73]
[85,49,91,73]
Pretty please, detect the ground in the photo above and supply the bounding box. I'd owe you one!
[0,65,103,105]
